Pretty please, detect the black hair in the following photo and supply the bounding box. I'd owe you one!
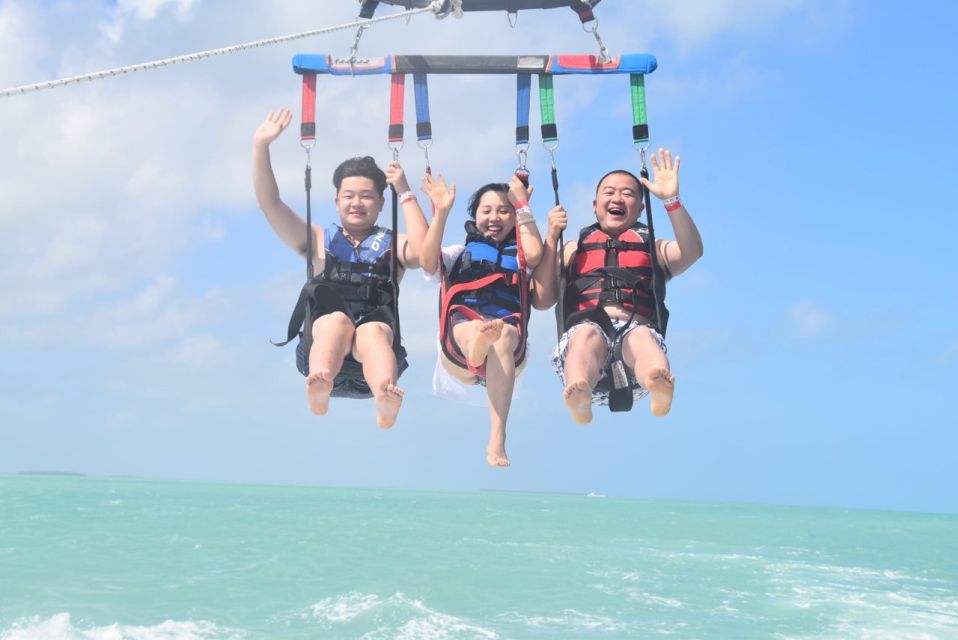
[595,169,642,195]
[466,182,510,219]
[332,156,387,196]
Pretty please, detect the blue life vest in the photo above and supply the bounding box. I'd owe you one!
[447,224,521,319]
[320,225,395,322]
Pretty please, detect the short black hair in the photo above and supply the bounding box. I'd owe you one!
[595,169,642,195]
[332,156,387,196]
[466,182,510,219]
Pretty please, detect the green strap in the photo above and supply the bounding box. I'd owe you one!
[538,74,557,144]
[630,73,649,145]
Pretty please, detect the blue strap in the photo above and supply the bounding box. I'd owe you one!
[413,73,432,142]
[516,73,531,147]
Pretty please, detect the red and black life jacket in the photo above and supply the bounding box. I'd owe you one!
[562,221,669,336]
[438,221,529,378]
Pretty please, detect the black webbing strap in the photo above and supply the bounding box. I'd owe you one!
[359,1,380,19]
[640,166,664,335]
[301,161,315,359]
[389,185,403,353]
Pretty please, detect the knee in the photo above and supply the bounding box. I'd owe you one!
[498,323,520,350]
[357,321,394,345]
[312,311,353,338]
[569,323,604,347]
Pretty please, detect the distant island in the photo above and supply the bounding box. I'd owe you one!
[18,471,86,477]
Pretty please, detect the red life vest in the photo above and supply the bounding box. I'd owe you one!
[563,221,669,335]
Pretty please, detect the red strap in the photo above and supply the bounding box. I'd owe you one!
[388,73,405,144]
[300,73,317,141]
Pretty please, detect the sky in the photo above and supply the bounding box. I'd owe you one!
[1,0,956,515]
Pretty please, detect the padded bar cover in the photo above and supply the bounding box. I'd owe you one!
[293,54,656,76]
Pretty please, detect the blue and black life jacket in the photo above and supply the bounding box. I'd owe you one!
[279,224,407,398]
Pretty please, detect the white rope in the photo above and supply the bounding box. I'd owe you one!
[0,4,440,99]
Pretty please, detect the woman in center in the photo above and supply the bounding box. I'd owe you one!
[419,173,546,467]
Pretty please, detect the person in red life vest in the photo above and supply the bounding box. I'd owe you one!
[418,172,547,466]
[253,108,429,428]
[531,148,703,424]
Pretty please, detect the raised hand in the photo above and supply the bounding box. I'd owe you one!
[253,108,292,147]
[639,147,680,201]
[508,173,533,205]
[546,205,568,243]
[421,172,456,217]
[385,160,411,193]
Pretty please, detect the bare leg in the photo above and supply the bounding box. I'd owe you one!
[305,312,354,416]
[483,323,519,467]
[353,321,403,429]
[440,354,481,386]
[621,326,674,416]
[452,318,504,368]
[562,324,608,425]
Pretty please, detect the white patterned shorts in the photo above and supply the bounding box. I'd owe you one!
[551,318,667,406]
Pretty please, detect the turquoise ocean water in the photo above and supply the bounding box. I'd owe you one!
[1,475,956,639]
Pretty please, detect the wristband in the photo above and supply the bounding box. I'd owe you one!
[398,191,416,204]
[663,195,682,212]
[517,210,536,226]
[512,199,529,210]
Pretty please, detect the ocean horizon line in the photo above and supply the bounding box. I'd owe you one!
[5,471,956,518]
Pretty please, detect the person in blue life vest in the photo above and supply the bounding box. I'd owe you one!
[418,173,551,466]
[531,148,703,424]
[253,108,429,428]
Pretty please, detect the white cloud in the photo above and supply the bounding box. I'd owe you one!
[787,300,837,338]
[0,1,836,385]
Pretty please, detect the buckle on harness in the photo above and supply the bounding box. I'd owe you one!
[610,360,629,390]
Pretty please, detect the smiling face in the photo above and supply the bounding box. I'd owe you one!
[335,176,384,235]
[594,171,643,236]
[474,190,516,243]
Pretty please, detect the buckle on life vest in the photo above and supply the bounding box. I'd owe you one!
[613,288,633,304]
[606,239,619,249]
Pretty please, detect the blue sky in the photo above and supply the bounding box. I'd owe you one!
[1,1,955,514]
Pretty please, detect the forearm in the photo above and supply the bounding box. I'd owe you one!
[517,216,544,268]
[663,204,703,274]
[530,237,560,309]
[252,142,309,253]
[419,209,451,275]
[400,197,430,268]
[252,143,282,210]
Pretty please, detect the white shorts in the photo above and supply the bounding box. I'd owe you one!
[551,317,667,406]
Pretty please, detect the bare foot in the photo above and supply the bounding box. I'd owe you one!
[563,379,594,425]
[645,368,675,417]
[375,383,404,429]
[467,319,503,368]
[305,370,334,415]
[486,430,510,467]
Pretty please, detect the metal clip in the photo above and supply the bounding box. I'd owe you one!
[584,17,611,63]
[610,360,629,390]
[348,23,368,76]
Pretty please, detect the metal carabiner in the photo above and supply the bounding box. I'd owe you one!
[583,17,611,63]
[418,140,433,174]
[348,23,369,76]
